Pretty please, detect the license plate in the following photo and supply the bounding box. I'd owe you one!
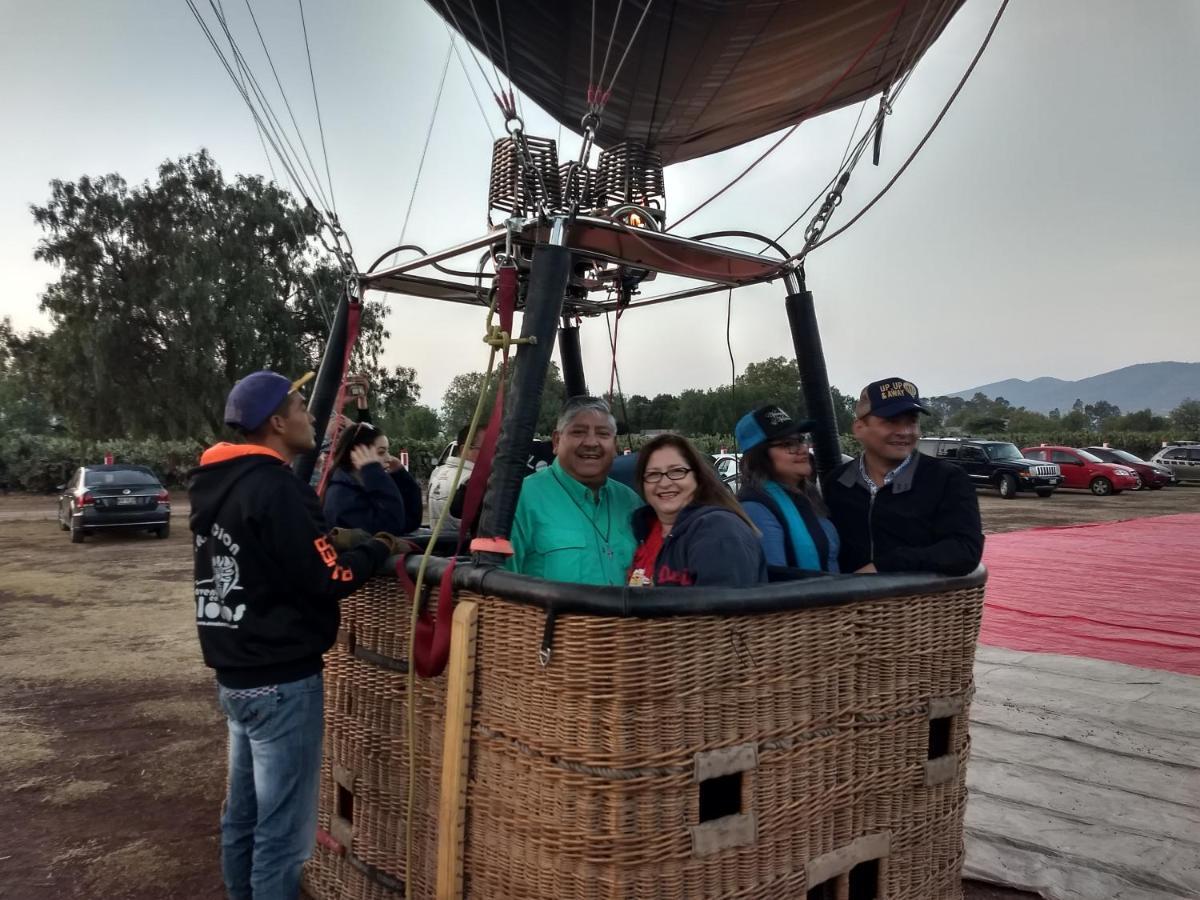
[117,496,139,506]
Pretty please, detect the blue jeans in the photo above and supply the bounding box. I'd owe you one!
[217,673,324,900]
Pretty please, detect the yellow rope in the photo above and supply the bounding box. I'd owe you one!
[403,290,506,898]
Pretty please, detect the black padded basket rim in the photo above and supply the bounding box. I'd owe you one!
[393,547,986,618]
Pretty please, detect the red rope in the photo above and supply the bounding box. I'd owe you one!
[668,0,910,233]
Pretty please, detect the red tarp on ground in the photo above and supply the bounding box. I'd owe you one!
[979,513,1200,676]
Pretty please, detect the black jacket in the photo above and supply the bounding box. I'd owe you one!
[631,504,767,587]
[323,463,422,535]
[823,453,983,576]
[188,444,389,688]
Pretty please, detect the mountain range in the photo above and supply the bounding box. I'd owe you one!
[948,362,1200,414]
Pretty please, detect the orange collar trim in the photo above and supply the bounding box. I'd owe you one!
[200,442,287,466]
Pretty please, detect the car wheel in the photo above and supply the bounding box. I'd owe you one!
[70,525,86,544]
[156,523,170,539]
[998,474,1017,499]
[1035,489,1053,498]
[1090,477,1113,496]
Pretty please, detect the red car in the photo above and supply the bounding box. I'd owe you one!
[1082,446,1174,490]
[1021,445,1140,496]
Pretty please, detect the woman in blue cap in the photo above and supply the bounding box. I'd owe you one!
[734,405,840,573]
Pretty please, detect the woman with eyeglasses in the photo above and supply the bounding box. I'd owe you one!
[322,422,422,535]
[628,434,766,587]
[734,405,840,572]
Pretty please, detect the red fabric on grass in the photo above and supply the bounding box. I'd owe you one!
[980,514,1200,676]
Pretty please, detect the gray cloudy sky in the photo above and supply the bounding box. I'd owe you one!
[2,1,1197,410]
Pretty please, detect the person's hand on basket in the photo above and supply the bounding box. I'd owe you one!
[328,527,373,551]
[371,531,409,557]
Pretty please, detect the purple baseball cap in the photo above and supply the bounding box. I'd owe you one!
[224,370,314,432]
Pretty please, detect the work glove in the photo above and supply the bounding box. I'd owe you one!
[328,527,373,551]
[372,531,415,557]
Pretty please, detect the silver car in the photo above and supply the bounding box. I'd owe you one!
[1149,443,1200,483]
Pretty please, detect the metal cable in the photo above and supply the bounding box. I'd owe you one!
[297,0,338,217]
[667,0,909,232]
[392,40,454,266]
[600,0,656,96]
[223,2,332,328]
[208,0,331,211]
[595,0,626,91]
[237,0,334,212]
[443,21,497,140]
[782,0,1011,267]
[185,0,312,203]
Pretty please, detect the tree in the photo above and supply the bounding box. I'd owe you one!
[399,404,441,440]
[1171,398,1200,431]
[18,149,388,441]
[1084,400,1121,429]
[735,356,803,413]
[1110,408,1169,432]
[0,317,58,433]
[440,362,566,437]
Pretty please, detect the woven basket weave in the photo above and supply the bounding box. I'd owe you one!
[305,574,984,900]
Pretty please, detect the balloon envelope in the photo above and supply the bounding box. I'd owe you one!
[432,0,966,164]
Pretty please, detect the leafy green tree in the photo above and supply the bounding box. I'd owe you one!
[1110,408,1169,431]
[1171,398,1200,431]
[18,149,388,441]
[441,362,565,437]
[0,317,58,434]
[399,404,441,440]
[1084,400,1121,429]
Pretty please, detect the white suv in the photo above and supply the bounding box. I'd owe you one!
[1149,443,1200,483]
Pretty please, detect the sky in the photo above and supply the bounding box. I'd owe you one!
[1,1,1198,412]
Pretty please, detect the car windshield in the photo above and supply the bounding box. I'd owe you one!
[984,443,1023,461]
[1076,449,1104,463]
[1109,449,1145,464]
[84,468,160,487]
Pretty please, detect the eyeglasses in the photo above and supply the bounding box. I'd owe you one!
[768,438,810,454]
[643,466,692,484]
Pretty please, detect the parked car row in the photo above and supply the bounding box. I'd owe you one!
[916,437,1187,498]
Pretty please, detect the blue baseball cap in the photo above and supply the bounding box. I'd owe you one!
[735,405,816,452]
[856,378,930,419]
[224,370,314,432]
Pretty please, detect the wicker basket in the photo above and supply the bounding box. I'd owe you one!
[305,567,984,900]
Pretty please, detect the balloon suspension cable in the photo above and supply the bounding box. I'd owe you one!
[778,0,1010,270]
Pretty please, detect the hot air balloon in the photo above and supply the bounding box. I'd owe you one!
[213,3,1000,898]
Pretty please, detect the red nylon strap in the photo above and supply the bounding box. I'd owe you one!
[457,266,519,545]
[316,299,363,500]
[411,559,457,678]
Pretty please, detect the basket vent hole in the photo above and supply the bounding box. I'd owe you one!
[698,772,742,822]
[336,784,354,823]
[807,859,880,900]
[928,715,953,759]
[849,858,880,899]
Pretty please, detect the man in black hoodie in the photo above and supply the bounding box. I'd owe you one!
[190,370,393,900]
[824,378,983,576]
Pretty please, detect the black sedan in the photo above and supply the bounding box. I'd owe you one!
[57,464,171,543]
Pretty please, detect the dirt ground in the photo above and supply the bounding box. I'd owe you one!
[3,485,1195,899]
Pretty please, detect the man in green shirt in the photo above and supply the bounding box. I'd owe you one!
[508,396,643,585]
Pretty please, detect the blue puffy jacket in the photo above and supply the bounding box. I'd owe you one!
[323,463,422,535]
